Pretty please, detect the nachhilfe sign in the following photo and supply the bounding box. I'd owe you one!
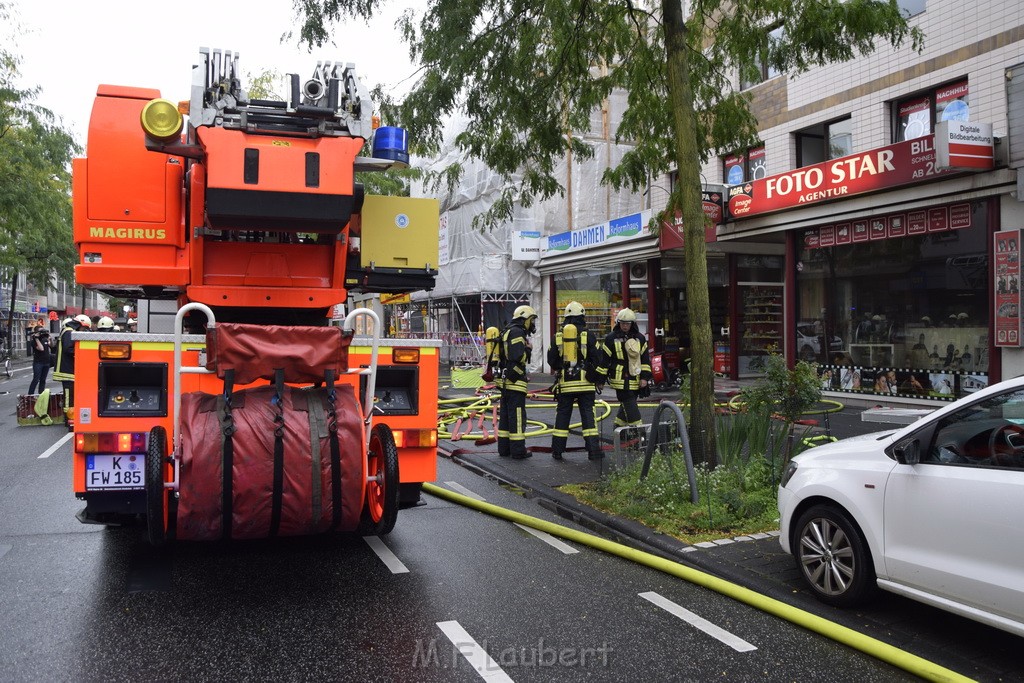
[935,120,994,171]
[727,135,962,220]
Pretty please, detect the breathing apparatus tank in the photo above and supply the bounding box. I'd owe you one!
[561,323,579,367]
[483,326,501,381]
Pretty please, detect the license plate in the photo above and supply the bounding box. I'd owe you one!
[86,454,145,490]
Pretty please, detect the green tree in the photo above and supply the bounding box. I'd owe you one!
[292,0,921,465]
[0,1,79,342]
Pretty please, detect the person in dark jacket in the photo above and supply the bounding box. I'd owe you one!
[497,305,538,459]
[597,308,652,442]
[27,325,52,395]
[547,301,603,460]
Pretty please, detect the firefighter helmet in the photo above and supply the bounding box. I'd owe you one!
[61,317,74,328]
[513,305,537,321]
[616,308,637,323]
[74,314,92,328]
[97,316,115,330]
[564,301,585,318]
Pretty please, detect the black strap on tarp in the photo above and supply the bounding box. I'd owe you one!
[269,368,286,537]
[220,369,235,541]
[325,369,342,531]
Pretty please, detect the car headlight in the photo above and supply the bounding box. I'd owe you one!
[780,461,798,488]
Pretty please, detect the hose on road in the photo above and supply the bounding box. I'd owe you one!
[422,482,973,683]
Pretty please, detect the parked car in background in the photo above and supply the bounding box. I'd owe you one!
[778,375,1024,638]
[796,321,843,361]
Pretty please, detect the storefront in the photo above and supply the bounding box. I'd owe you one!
[718,130,1019,402]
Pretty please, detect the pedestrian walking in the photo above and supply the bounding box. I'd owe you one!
[547,301,603,460]
[27,324,53,395]
[597,308,652,442]
[496,305,538,459]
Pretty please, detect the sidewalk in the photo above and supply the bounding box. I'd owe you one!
[434,369,923,560]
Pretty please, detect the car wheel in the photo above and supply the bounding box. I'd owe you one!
[793,504,877,607]
[799,345,816,362]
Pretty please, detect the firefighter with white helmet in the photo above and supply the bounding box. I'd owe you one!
[96,316,115,330]
[547,301,603,460]
[53,314,92,428]
[496,304,538,459]
[597,307,652,442]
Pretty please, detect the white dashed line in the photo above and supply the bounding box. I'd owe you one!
[38,433,73,459]
[436,620,513,682]
[514,522,579,554]
[639,591,757,652]
[444,481,485,501]
[363,535,409,574]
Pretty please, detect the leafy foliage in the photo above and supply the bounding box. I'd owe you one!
[0,1,80,338]
[741,350,822,426]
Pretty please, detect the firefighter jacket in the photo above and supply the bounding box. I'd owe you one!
[598,325,652,391]
[547,324,600,393]
[52,325,77,382]
[497,320,533,393]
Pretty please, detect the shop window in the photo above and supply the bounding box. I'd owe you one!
[796,116,852,167]
[723,145,767,185]
[797,200,990,400]
[553,267,622,337]
[893,79,969,143]
[739,26,783,90]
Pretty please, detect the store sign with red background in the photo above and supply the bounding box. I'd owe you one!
[726,134,987,220]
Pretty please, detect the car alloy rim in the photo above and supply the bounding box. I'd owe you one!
[799,517,855,596]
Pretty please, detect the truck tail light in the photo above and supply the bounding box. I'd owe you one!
[75,432,147,454]
[392,347,420,364]
[393,429,436,448]
[99,342,132,360]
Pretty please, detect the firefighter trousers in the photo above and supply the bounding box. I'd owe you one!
[497,389,529,459]
[613,388,642,430]
[551,390,600,458]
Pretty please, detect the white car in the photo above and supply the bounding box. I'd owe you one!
[778,375,1024,637]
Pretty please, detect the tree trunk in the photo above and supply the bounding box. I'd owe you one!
[662,0,717,467]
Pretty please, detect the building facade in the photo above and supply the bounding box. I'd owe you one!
[538,0,1024,404]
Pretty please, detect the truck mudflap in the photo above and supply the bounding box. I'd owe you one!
[176,383,365,541]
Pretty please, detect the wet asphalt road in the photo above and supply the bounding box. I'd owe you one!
[0,370,1017,682]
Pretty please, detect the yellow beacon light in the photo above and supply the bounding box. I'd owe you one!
[140,98,184,142]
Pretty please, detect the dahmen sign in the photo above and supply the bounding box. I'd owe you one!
[726,132,991,220]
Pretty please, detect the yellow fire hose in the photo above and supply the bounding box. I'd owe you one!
[422,482,973,683]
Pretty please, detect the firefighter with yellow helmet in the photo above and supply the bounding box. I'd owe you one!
[597,308,652,441]
[547,301,603,460]
[496,304,538,459]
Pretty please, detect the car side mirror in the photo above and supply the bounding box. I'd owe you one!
[893,439,920,465]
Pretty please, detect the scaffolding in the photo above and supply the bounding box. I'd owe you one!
[383,291,532,368]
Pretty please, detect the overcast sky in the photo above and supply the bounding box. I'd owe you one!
[9,0,419,145]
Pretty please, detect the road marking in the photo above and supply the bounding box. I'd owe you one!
[38,433,73,459]
[514,522,579,554]
[363,535,409,574]
[444,481,485,501]
[639,591,756,652]
[436,620,513,682]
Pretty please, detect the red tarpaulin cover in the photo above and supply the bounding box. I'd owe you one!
[176,384,365,541]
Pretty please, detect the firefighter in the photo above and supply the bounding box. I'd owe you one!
[597,308,652,442]
[52,314,91,426]
[497,305,538,459]
[96,315,115,331]
[547,301,603,460]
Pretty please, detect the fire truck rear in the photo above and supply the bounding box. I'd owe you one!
[69,48,440,544]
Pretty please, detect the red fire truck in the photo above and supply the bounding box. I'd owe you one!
[70,48,440,545]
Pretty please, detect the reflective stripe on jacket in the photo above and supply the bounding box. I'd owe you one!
[598,328,652,390]
[498,323,531,393]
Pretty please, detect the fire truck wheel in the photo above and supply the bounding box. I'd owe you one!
[146,426,168,547]
[358,424,400,536]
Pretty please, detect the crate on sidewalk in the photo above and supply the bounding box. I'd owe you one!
[16,393,66,426]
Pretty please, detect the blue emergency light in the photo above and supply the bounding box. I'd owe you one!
[372,126,409,164]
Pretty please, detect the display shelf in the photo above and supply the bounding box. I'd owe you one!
[740,285,784,359]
